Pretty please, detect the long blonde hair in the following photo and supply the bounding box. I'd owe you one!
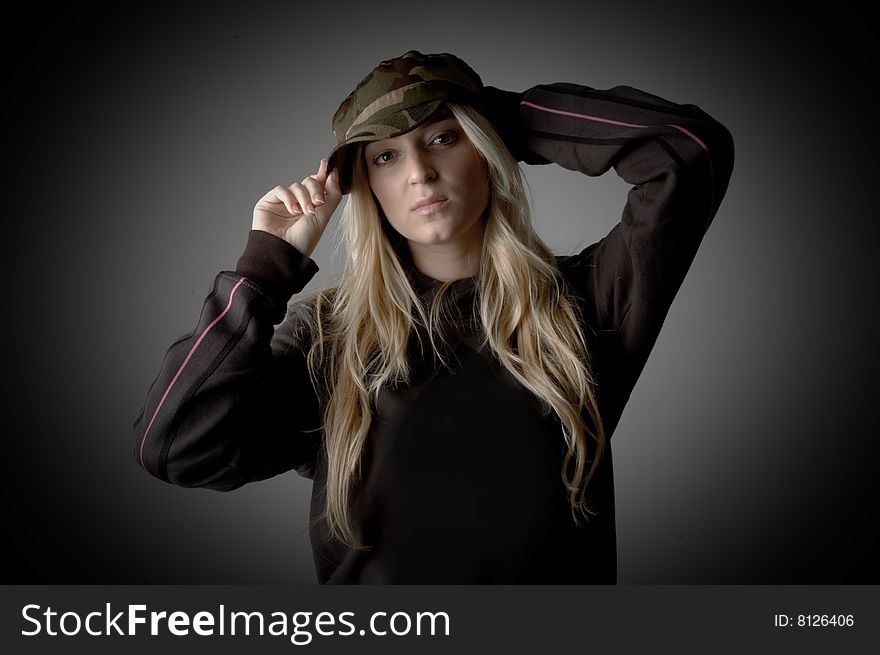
[307,103,605,548]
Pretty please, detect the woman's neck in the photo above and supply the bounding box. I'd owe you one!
[407,219,484,282]
[408,237,482,282]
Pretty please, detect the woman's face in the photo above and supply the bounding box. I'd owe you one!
[364,114,490,252]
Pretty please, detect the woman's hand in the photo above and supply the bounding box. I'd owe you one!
[253,159,344,257]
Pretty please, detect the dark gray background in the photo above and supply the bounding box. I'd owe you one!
[7,1,878,584]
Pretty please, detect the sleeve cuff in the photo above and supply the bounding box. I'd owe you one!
[234,230,320,305]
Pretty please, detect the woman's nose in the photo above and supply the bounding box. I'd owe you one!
[407,151,437,184]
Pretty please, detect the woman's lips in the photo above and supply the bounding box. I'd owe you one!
[411,199,448,215]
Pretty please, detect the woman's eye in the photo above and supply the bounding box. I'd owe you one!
[373,151,394,165]
[431,131,458,146]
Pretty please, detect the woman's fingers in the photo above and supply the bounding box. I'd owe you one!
[255,159,338,225]
[324,167,342,202]
[290,160,332,215]
[256,185,302,217]
[303,159,330,206]
[253,159,342,256]
[313,158,329,184]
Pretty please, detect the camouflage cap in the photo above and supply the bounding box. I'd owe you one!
[327,50,485,194]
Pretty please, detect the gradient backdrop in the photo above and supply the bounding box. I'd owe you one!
[7,1,878,584]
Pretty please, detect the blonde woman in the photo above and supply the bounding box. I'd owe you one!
[134,50,734,583]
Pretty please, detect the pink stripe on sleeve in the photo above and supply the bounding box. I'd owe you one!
[138,276,248,470]
[521,98,716,209]
[521,99,711,155]
[521,100,650,129]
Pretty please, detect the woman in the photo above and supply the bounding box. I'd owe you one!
[134,50,734,583]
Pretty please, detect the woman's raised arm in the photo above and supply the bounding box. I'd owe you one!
[485,81,735,430]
